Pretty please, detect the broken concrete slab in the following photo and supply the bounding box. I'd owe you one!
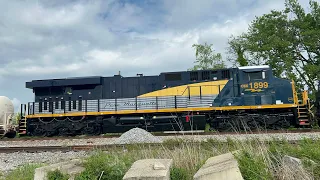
[280,155,313,180]
[283,155,302,167]
[34,159,85,180]
[123,159,173,180]
[193,152,243,180]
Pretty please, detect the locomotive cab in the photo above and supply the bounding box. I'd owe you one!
[238,65,271,94]
[212,65,296,107]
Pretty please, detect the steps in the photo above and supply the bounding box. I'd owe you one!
[297,105,310,126]
[18,104,28,135]
[18,117,27,135]
[296,90,312,126]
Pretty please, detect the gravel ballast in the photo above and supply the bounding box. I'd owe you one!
[160,132,320,142]
[0,151,90,173]
[114,128,163,144]
[1,130,320,147]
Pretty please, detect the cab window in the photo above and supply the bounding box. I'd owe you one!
[244,71,265,81]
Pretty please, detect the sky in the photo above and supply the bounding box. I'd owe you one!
[0,0,310,112]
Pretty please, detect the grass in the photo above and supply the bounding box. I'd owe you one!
[47,170,69,180]
[4,163,43,180]
[3,136,320,180]
[69,138,320,180]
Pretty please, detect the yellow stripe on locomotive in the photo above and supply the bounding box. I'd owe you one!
[138,80,228,97]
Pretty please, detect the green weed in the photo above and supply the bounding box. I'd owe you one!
[47,169,69,180]
[75,151,134,180]
[5,163,43,180]
[170,167,190,180]
[236,151,273,180]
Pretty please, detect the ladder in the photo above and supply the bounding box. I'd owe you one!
[297,91,311,126]
[18,117,27,135]
[297,105,310,125]
[18,104,27,135]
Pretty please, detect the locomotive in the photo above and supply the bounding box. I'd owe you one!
[17,65,315,136]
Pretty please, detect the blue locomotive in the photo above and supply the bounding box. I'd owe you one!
[17,65,314,136]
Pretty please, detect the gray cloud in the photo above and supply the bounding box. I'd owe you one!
[0,0,309,112]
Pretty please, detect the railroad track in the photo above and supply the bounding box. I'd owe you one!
[0,128,318,153]
[0,144,126,153]
[0,128,319,142]
[0,138,306,153]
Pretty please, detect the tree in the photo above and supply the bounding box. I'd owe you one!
[189,43,226,70]
[227,35,250,67]
[227,0,320,96]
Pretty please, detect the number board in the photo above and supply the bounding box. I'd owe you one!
[240,82,269,92]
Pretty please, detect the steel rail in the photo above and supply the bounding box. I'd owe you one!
[0,128,319,142]
[0,139,306,153]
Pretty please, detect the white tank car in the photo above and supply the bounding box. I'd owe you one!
[0,96,16,137]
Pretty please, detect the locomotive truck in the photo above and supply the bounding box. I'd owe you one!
[13,65,318,137]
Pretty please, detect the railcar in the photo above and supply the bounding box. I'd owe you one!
[18,65,313,136]
[0,96,17,137]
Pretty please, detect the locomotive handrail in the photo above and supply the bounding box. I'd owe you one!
[25,93,218,116]
[25,84,227,116]
[28,84,248,114]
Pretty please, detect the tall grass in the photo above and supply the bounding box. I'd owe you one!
[70,137,319,180]
[3,138,320,180]
[75,141,215,179]
[5,163,43,180]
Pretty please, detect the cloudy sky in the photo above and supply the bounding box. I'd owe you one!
[0,0,309,112]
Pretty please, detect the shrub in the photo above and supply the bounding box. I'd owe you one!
[47,169,69,180]
[75,151,134,180]
[170,167,189,180]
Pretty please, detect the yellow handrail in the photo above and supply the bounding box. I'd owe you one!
[291,80,299,105]
[302,90,308,106]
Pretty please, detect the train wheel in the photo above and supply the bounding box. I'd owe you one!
[4,131,16,138]
[32,127,47,137]
[58,127,70,136]
[81,124,101,136]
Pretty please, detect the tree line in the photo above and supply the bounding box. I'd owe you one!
[190,0,319,98]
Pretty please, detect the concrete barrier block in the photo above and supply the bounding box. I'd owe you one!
[34,159,85,180]
[193,152,243,180]
[123,159,173,180]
